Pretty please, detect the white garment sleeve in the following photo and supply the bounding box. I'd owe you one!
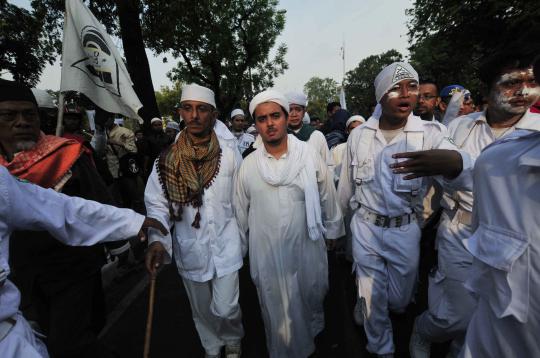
[1,170,144,245]
[144,163,174,264]
[429,125,474,192]
[233,161,249,257]
[336,136,355,215]
[316,153,345,240]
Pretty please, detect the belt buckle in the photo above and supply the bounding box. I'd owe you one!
[395,215,403,227]
[375,215,390,228]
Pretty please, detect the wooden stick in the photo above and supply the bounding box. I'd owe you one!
[143,275,157,358]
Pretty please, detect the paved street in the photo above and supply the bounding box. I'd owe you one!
[98,251,449,358]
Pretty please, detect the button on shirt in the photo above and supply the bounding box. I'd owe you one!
[145,137,243,282]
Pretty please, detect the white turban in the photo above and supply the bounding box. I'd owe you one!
[166,121,180,131]
[346,115,365,128]
[285,91,308,107]
[249,90,289,117]
[114,117,124,126]
[150,117,162,124]
[374,62,419,103]
[181,83,216,108]
[230,108,245,119]
[246,125,257,135]
[302,112,310,124]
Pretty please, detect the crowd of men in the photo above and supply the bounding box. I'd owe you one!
[0,41,539,358]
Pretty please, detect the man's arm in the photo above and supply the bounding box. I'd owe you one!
[233,161,250,257]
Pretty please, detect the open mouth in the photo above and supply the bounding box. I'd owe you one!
[397,102,411,112]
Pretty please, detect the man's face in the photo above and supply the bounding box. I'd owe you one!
[327,105,341,118]
[165,128,178,140]
[311,119,321,129]
[180,100,217,137]
[414,83,439,117]
[151,120,163,132]
[0,100,41,153]
[347,121,362,134]
[135,132,144,141]
[459,97,475,116]
[231,115,245,132]
[489,67,540,115]
[63,114,82,133]
[288,103,305,129]
[254,102,288,145]
[380,79,419,122]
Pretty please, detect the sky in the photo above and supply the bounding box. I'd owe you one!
[8,0,413,93]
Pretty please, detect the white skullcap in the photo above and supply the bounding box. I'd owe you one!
[166,121,180,131]
[285,91,308,107]
[246,125,257,135]
[374,62,419,103]
[114,117,124,125]
[346,115,365,128]
[249,90,289,117]
[150,117,162,124]
[302,112,310,124]
[181,83,216,108]
[31,88,56,109]
[230,108,245,119]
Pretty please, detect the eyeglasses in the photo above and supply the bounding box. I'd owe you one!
[418,95,438,101]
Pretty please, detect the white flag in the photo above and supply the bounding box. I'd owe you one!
[60,0,143,121]
[339,87,347,110]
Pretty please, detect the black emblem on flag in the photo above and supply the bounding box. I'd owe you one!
[71,25,121,97]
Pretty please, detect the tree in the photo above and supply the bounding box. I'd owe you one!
[303,77,339,120]
[0,1,56,85]
[406,0,540,98]
[155,81,182,120]
[142,0,288,116]
[344,49,403,117]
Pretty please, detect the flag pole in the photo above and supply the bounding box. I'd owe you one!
[55,92,65,136]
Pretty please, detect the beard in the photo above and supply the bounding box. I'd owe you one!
[14,140,38,153]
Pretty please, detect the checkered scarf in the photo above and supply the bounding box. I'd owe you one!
[157,130,221,228]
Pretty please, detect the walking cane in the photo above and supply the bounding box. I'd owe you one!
[143,274,157,358]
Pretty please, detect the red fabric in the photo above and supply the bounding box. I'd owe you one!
[530,100,540,113]
[63,133,95,167]
[0,133,83,188]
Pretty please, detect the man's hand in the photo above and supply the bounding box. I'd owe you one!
[390,149,463,180]
[137,217,168,242]
[145,241,166,277]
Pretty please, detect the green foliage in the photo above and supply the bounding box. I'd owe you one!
[155,82,182,119]
[303,77,339,120]
[406,0,540,98]
[344,49,403,117]
[0,1,57,85]
[143,0,288,115]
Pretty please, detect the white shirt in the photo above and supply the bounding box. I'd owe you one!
[145,133,243,282]
[0,166,143,322]
[337,114,473,217]
[234,132,255,154]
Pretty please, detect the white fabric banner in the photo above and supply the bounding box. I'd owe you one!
[60,0,143,121]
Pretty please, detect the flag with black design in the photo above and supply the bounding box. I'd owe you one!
[60,0,142,120]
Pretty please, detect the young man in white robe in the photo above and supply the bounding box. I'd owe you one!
[230,108,254,155]
[410,50,540,358]
[144,84,244,358]
[0,166,166,358]
[234,90,344,358]
[337,62,473,358]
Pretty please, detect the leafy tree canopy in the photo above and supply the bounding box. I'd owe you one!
[303,77,339,120]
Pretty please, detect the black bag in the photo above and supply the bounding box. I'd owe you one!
[110,144,141,178]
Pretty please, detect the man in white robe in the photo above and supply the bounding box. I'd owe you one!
[337,62,473,358]
[234,90,344,358]
[0,166,166,358]
[230,108,254,155]
[410,51,540,358]
[144,84,244,358]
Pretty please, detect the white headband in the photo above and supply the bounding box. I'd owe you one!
[374,62,419,103]
[285,91,308,107]
[150,117,162,124]
[249,90,289,117]
[346,115,365,128]
[181,83,216,108]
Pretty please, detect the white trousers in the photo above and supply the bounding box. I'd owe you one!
[182,271,244,355]
[0,313,48,358]
[416,212,477,350]
[351,214,421,355]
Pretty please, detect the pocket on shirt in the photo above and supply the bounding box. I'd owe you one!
[178,238,206,272]
[468,223,530,323]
